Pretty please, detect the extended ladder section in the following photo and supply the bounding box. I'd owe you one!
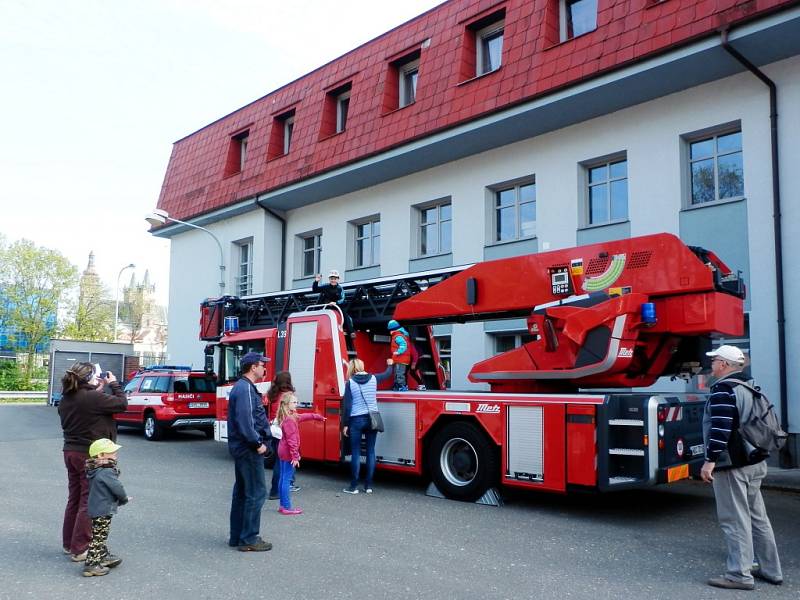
[200,266,467,341]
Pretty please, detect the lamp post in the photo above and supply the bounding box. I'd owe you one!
[145,209,226,295]
[114,263,136,342]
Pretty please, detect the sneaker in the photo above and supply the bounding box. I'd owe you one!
[101,554,122,568]
[82,564,110,577]
[268,493,279,500]
[416,385,426,391]
[278,506,303,515]
[70,551,87,562]
[289,484,301,492]
[238,538,272,552]
[364,488,373,494]
[398,386,409,392]
[342,487,359,494]
[62,547,71,555]
[752,570,783,585]
[707,577,754,590]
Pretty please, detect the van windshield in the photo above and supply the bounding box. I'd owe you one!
[222,340,266,381]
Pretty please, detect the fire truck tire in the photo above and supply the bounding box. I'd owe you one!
[203,427,215,439]
[143,413,165,441]
[427,421,498,502]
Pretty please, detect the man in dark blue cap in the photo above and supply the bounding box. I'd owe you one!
[227,352,272,552]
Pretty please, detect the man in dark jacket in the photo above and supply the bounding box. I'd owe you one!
[312,269,354,337]
[227,352,272,552]
[701,345,783,590]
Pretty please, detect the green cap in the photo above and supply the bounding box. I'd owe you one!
[89,438,122,457]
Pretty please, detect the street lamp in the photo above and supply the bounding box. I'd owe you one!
[145,209,226,295]
[114,263,136,342]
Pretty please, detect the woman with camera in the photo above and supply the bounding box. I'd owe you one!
[58,362,127,562]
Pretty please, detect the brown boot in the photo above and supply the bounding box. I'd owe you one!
[82,564,110,577]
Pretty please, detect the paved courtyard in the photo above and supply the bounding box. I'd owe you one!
[2,405,798,600]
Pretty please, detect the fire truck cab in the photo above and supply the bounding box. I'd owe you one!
[203,233,744,501]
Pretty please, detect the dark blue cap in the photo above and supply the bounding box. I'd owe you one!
[240,352,267,368]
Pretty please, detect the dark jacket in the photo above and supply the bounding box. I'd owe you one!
[341,366,393,427]
[58,382,127,453]
[312,280,345,305]
[703,370,759,470]
[86,459,129,518]
[227,376,270,458]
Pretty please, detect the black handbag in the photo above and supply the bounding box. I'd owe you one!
[352,380,384,432]
[368,410,384,433]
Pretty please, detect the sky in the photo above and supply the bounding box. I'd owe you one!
[0,0,443,304]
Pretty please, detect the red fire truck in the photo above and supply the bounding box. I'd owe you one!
[200,233,744,501]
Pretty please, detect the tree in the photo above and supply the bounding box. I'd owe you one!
[61,277,114,341]
[0,239,78,385]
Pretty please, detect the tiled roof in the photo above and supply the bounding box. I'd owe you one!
[156,0,794,222]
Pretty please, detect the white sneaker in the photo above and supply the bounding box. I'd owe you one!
[364,488,373,494]
[342,487,359,494]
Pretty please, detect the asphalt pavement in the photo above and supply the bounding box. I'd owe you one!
[1,405,798,600]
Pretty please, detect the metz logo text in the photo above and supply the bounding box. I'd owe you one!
[476,404,500,414]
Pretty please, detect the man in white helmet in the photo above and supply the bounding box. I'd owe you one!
[313,269,354,337]
[701,344,782,590]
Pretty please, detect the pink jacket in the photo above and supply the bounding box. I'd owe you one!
[278,413,324,462]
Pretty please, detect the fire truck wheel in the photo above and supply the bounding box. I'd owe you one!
[143,413,165,441]
[203,427,215,439]
[427,421,498,502]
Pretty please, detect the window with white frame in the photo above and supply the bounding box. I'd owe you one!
[493,332,534,355]
[417,200,452,257]
[586,157,628,225]
[493,180,536,242]
[561,0,598,41]
[688,129,744,205]
[238,134,248,171]
[476,20,504,75]
[336,91,350,133]
[283,115,295,155]
[236,241,253,296]
[353,217,380,268]
[399,59,420,108]
[300,232,322,278]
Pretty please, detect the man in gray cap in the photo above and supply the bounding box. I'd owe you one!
[227,352,271,552]
[701,345,782,590]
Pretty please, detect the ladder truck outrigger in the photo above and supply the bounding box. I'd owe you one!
[200,233,744,502]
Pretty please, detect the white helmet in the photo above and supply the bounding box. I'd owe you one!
[328,269,340,279]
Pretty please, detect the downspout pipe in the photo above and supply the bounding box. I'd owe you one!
[720,30,791,466]
[256,200,287,291]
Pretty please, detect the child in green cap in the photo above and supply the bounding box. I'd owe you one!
[82,438,130,577]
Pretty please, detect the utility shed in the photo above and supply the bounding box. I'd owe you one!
[48,339,134,405]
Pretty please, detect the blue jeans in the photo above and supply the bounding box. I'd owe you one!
[229,451,267,546]
[278,460,296,509]
[349,414,377,489]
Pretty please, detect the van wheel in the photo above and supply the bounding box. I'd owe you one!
[426,421,498,502]
[143,414,165,441]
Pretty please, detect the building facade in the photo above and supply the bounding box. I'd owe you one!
[151,0,800,463]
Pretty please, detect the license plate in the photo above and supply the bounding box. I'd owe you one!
[188,402,209,409]
[690,444,704,456]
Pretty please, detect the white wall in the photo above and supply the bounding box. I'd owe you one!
[165,56,799,432]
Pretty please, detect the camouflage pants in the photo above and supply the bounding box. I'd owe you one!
[85,516,112,566]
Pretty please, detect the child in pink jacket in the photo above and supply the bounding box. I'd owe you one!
[276,393,325,514]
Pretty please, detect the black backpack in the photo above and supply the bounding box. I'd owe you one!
[719,379,788,456]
